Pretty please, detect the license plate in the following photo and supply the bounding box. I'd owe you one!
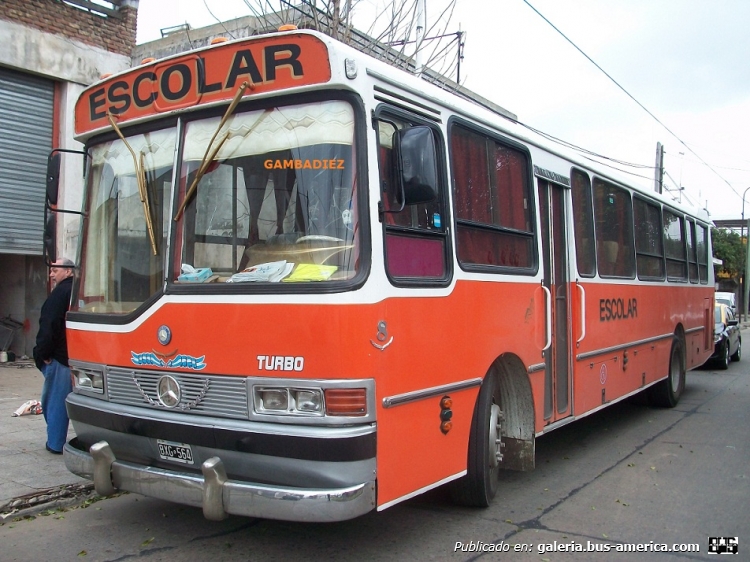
[157,440,194,464]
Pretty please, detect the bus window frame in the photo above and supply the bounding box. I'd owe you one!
[68,117,179,326]
[662,206,688,283]
[592,177,636,280]
[686,217,700,283]
[696,221,710,284]
[375,104,453,288]
[167,90,372,297]
[570,167,596,278]
[447,116,538,276]
[632,194,666,282]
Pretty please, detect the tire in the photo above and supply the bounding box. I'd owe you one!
[717,340,730,370]
[650,337,686,407]
[449,373,504,507]
[731,338,741,362]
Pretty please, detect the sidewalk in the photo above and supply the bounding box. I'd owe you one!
[0,360,90,518]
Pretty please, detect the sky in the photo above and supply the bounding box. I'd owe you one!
[135,0,750,221]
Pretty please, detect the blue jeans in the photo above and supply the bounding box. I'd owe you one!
[41,359,72,452]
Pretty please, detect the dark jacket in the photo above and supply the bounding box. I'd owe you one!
[33,276,73,370]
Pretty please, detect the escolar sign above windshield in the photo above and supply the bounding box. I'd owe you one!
[75,33,332,136]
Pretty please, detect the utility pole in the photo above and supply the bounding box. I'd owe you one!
[654,142,664,194]
[415,0,425,74]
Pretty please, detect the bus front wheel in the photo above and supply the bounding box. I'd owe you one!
[449,373,503,507]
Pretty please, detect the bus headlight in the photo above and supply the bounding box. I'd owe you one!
[293,389,323,413]
[253,386,325,416]
[249,378,374,423]
[71,366,104,394]
[256,388,289,411]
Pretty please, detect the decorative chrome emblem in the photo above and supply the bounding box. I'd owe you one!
[370,320,394,351]
[157,375,181,408]
[157,325,172,346]
[132,373,210,411]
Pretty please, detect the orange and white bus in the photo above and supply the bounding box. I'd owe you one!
[50,28,714,522]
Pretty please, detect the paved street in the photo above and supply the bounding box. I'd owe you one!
[0,347,748,561]
[0,361,88,515]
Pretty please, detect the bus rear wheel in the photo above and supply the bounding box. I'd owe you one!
[449,374,503,507]
[650,337,685,408]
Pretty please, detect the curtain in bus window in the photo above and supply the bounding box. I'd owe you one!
[452,127,491,223]
[593,179,635,278]
[494,145,530,232]
[663,210,687,281]
[451,125,533,268]
[633,198,665,280]
[571,169,596,277]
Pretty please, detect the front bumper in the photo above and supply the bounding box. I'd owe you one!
[64,440,376,522]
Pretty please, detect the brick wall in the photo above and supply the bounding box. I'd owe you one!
[0,0,137,56]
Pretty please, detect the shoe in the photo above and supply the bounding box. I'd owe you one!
[45,443,63,455]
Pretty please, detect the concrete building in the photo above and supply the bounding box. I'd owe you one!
[0,0,138,357]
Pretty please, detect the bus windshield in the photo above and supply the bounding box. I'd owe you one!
[176,99,360,285]
[74,99,361,315]
[75,127,175,314]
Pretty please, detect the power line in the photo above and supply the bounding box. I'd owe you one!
[520,0,741,200]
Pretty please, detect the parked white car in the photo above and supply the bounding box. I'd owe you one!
[715,291,736,312]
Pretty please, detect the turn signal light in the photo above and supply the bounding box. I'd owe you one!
[325,388,366,416]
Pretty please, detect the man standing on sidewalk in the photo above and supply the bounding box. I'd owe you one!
[33,258,75,454]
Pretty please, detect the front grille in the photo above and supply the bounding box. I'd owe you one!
[106,367,249,419]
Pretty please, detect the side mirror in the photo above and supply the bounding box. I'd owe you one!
[43,211,56,266]
[43,148,88,266]
[46,152,61,206]
[394,126,438,207]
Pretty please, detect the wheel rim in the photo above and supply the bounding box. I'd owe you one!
[724,343,729,366]
[488,403,503,469]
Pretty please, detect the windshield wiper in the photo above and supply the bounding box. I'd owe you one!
[174,81,250,222]
[107,112,159,255]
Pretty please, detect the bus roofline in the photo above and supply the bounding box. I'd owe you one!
[63,441,376,522]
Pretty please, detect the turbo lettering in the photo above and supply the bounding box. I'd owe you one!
[599,298,638,322]
[256,355,304,371]
[263,159,345,170]
[78,36,331,134]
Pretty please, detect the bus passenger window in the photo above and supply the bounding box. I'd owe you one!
[593,179,635,278]
[633,197,665,280]
[686,218,699,283]
[450,124,533,270]
[696,223,709,283]
[571,169,595,277]
[663,209,687,281]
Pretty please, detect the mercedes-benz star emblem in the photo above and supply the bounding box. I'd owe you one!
[157,325,172,346]
[157,375,181,408]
